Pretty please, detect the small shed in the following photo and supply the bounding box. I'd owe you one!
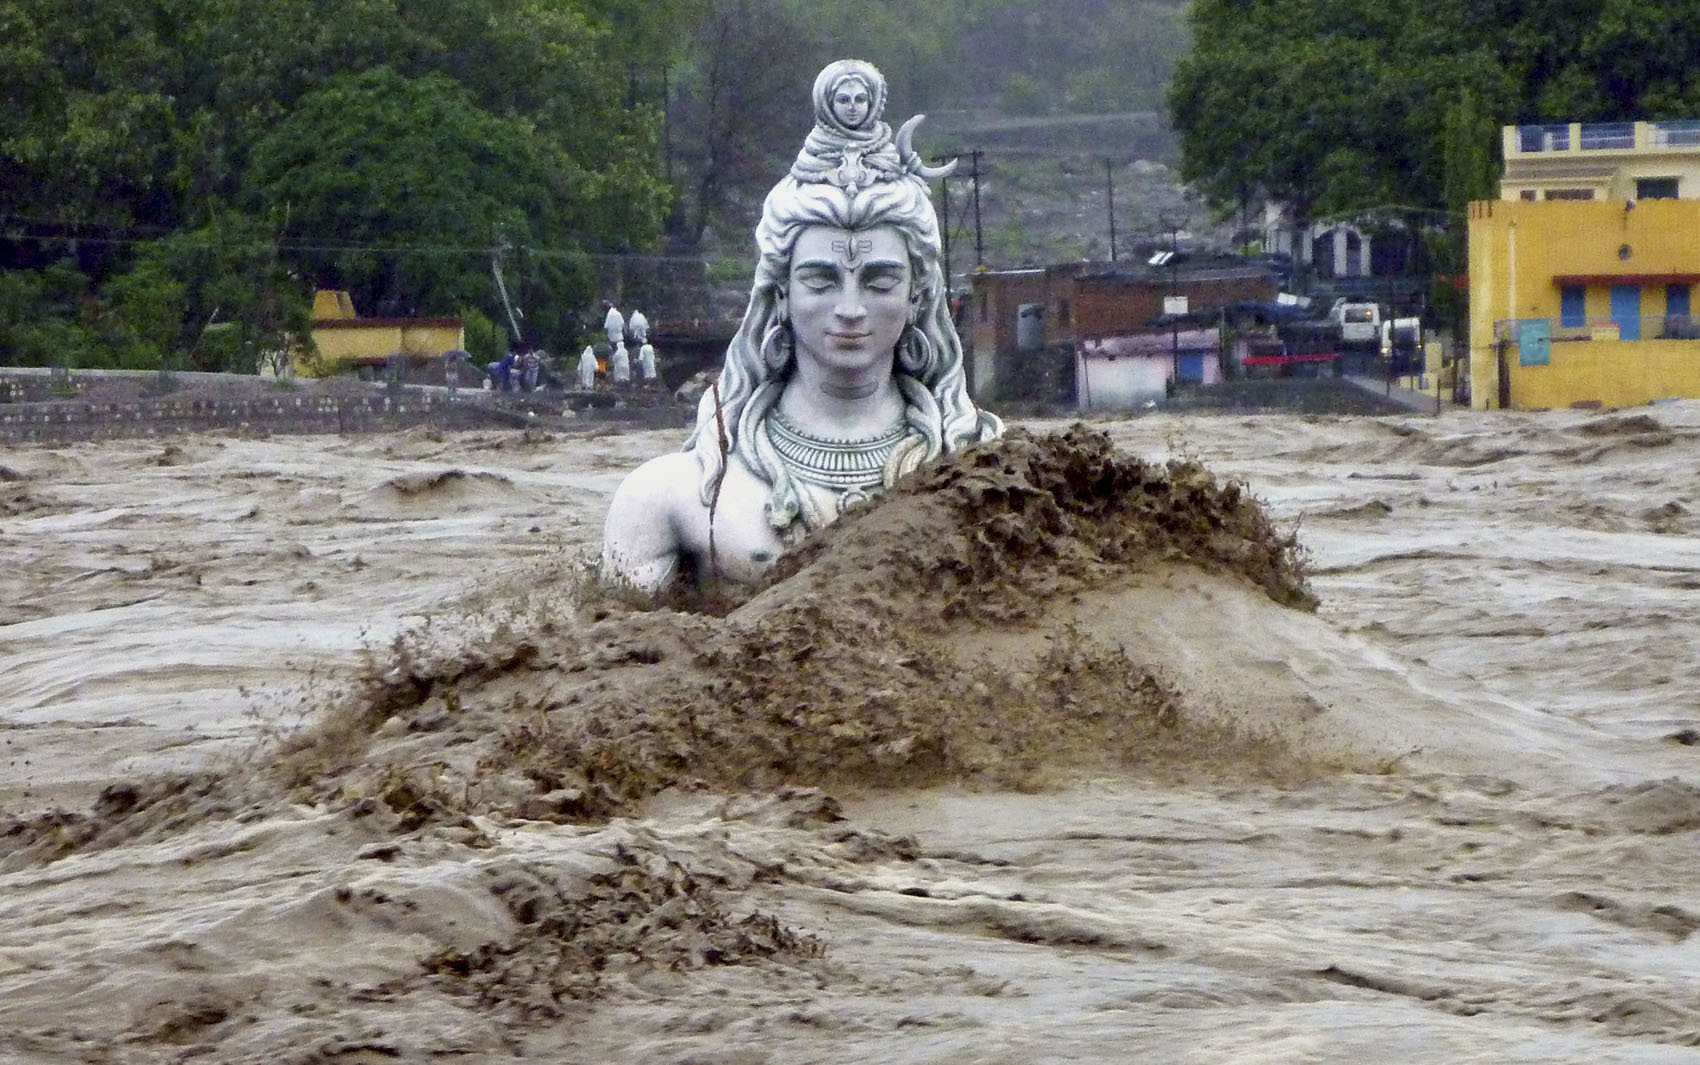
[1076,328,1221,411]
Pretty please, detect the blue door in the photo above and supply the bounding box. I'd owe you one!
[1177,353,1206,382]
[1611,284,1642,340]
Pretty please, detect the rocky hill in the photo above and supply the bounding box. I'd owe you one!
[921,110,1231,282]
[689,109,1229,317]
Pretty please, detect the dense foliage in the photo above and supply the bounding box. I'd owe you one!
[0,0,678,368]
[1170,0,1700,223]
[0,0,1357,371]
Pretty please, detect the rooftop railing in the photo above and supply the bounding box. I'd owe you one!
[1517,124,1569,152]
[1513,120,1700,153]
[1578,122,1635,150]
[1652,120,1700,147]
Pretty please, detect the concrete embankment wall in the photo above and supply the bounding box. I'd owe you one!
[0,369,693,444]
[0,390,503,445]
[1160,377,1423,416]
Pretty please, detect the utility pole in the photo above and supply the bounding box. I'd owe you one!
[661,65,672,183]
[1171,243,1180,362]
[1105,160,1117,262]
[939,175,953,298]
[490,238,524,346]
[970,149,985,267]
[1166,218,1182,364]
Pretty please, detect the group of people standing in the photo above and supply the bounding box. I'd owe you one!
[483,346,552,393]
[577,301,659,391]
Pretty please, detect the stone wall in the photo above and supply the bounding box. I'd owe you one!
[1159,377,1415,416]
[0,390,502,445]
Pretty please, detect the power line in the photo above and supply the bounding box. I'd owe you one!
[0,215,719,264]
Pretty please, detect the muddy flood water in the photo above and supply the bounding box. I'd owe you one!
[3,404,1698,1064]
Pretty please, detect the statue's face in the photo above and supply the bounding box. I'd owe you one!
[786,224,911,379]
[831,77,872,129]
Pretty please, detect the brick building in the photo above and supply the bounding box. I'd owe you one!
[966,257,1280,402]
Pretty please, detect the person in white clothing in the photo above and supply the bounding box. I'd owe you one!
[603,301,625,347]
[610,340,631,385]
[638,341,657,387]
[627,308,650,344]
[577,344,598,389]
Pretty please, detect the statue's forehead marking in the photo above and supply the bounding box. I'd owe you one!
[831,237,875,267]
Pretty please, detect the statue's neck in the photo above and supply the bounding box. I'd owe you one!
[779,365,904,440]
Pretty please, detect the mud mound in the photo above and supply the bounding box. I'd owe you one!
[376,468,512,497]
[1578,413,1664,437]
[253,427,1317,828]
[1,481,55,517]
[151,443,196,466]
[0,463,55,516]
[767,425,1314,620]
[364,468,519,511]
[424,849,824,1014]
[0,773,236,869]
[7,426,1319,863]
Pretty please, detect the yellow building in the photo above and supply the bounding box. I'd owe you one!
[298,290,465,376]
[1469,121,1700,409]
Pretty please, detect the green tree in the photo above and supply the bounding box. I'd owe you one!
[104,258,186,367]
[243,68,594,333]
[1170,0,1700,223]
[666,0,822,248]
[130,212,312,373]
[1,0,678,363]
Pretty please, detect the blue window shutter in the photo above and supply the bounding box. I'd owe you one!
[1560,285,1586,328]
[1610,285,1642,341]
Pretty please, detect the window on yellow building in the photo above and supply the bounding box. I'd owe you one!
[1545,189,1594,200]
[1560,286,1585,328]
[1668,285,1695,338]
[1636,177,1679,200]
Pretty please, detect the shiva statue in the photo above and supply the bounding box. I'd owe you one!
[601,59,1002,592]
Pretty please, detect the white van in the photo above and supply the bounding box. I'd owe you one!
[1327,297,1382,347]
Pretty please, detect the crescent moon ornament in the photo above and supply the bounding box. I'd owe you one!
[896,115,957,180]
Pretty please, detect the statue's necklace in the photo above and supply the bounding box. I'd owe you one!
[766,407,908,493]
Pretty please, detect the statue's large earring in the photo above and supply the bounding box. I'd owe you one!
[896,321,931,377]
[761,319,793,373]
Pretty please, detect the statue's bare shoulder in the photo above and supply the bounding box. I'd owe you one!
[602,452,700,590]
[602,451,786,591]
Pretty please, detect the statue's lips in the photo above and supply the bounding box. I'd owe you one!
[827,331,872,343]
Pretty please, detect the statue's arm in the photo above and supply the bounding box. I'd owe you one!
[601,453,696,593]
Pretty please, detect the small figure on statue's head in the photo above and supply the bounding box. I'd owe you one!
[813,59,884,137]
[601,59,1001,594]
[829,73,873,130]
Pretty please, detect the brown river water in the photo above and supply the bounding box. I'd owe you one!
[3,405,1698,1064]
